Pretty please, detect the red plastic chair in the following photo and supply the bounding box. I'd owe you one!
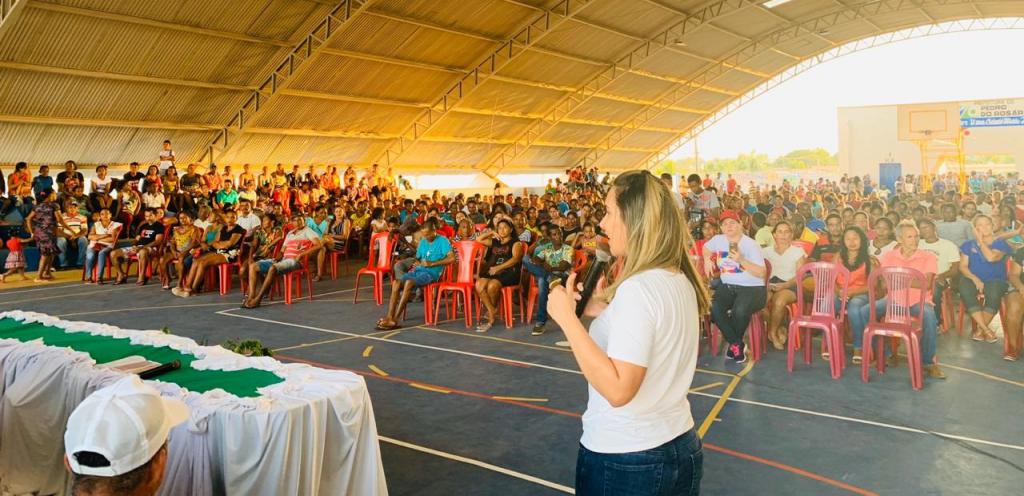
[792,239,814,256]
[126,224,172,279]
[353,232,397,305]
[861,266,928,390]
[328,243,350,279]
[572,249,588,272]
[279,256,315,305]
[421,264,453,325]
[787,262,850,379]
[433,241,485,328]
[81,225,122,283]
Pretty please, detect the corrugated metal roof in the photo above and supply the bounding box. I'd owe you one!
[0,0,1020,171]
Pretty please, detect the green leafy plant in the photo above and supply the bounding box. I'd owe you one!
[161,326,172,335]
[221,338,274,357]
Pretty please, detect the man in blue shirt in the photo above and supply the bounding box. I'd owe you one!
[376,218,454,330]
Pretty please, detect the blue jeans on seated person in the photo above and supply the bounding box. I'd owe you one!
[523,257,565,325]
[858,300,937,364]
[84,245,113,280]
[838,294,870,350]
[56,237,88,267]
[397,266,439,288]
[576,429,703,496]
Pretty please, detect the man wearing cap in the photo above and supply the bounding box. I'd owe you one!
[703,210,768,363]
[64,375,188,496]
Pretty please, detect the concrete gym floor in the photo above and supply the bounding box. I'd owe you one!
[1,272,1021,495]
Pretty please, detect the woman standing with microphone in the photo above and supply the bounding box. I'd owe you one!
[548,170,710,495]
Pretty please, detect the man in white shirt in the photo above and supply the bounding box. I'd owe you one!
[235,199,261,233]
[158,140,174,173]
[917,218,960,333]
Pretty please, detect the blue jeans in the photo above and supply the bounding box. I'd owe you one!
[839,295,871,351]
[576,429,703,496]
[56,237,88,267]
[523,258,564,325]
[84,245,113,281]
[859,300,937,364]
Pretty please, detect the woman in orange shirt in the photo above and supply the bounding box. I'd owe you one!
[837,226,879,363]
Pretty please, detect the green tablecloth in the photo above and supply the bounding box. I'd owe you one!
[0,318,282,397]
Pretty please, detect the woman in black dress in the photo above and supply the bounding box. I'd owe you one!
[474,218,524,333]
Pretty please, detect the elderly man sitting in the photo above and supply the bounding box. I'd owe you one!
[858,221,945,379]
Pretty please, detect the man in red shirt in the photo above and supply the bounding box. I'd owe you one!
[726,174,737,194]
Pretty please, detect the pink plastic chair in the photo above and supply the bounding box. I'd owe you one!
[861,266,928,390]
[353,232,397,305]
[708,258,771,360]
[433,241,485,328]
[787,262,850,379]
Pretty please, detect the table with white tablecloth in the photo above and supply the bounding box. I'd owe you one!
[0,311,387,496]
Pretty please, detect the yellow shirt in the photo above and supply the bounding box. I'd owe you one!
[799,228,819,244]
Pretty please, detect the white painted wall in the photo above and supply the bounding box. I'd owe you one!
[838,101,1024,178]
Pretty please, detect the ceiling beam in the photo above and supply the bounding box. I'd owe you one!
[200,0,377,164]
[368,0,600,175]
[247,126,657,152]
[0,60,254,91]
[0,0,28,40]
[27,1,292,47]
[472,0,746,176]
[567,0,944,170]
[0,113,222,131]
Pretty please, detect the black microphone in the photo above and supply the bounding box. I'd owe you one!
[575,250,611,317]
[139,360,181,380]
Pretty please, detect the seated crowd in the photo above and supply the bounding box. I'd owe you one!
[3,154,1022,375]
[687,170,1024,379]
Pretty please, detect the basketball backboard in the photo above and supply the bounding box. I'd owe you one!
[897,102,961,140]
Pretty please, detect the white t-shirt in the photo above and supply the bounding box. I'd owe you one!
[704,235,766,286]
[142,192,165,209]
[583,269,698,453]
[760,244,805,282]
[159,149,174,172]
[89,221,122,248]
[920,238,960,275]
[237,213,261,233]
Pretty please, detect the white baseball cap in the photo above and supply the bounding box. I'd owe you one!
[64,376,189,477]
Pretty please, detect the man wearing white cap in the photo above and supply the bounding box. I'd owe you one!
[63,376,189,496]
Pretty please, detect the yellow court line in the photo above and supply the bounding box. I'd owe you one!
[362,345,374,357]
[272,330,394,352]
[380,330,402,340]
[368,364,390,377]
[492,396,549,403]
[696,368,737,378]
[942,363,1024,389]
[410,382,451,394]
[689,381,724,393]
[698,361,754,437]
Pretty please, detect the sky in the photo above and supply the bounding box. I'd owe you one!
[668,28,1024,161]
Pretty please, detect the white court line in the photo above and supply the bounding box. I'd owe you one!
[217,310,584,375]
[0,283,159,305]
[378,436,573,494]
[0,281,83,295]
[689,392,1024,452]
[217,310,1024,453]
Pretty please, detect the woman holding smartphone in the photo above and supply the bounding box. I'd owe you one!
[702,210,767,363]
[548,170,710,495]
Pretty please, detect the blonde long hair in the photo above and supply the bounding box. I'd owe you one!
[601,171,711,315]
